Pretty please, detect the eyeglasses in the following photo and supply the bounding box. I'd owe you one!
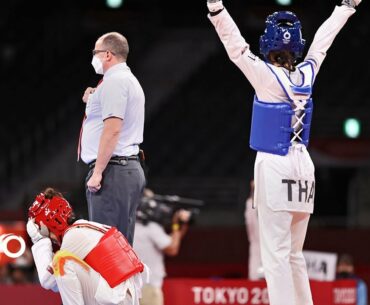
[92,49,116,56]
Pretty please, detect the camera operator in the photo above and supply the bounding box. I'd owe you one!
[133,188,191,305]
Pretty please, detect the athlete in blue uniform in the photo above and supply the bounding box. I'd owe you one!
[207,0,361,304]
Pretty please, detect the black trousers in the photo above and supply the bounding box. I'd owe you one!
[85,160,146,245]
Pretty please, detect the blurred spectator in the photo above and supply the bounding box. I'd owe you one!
[244,179,264,280]
[133,188,190,305]
[0,264,11,284]
[336,253,368,305]
[8,248,35,284]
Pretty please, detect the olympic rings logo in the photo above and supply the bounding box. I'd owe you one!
[282,30,291,44]
[0,234,26,258]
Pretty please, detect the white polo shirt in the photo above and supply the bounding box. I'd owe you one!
[81,62,145,164]
[133,222,172,288]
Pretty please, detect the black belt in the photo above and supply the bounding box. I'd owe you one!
[88,155,140,169]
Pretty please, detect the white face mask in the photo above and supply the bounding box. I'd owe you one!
[91,56,104,75]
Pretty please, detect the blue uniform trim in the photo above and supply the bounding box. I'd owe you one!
[309,61,315,84]
[305,58,318,69]
[291,85,312,95]
[265,63,293,102]
[300,60,316,85]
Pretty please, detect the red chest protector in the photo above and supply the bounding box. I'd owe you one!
[65,223,144,288]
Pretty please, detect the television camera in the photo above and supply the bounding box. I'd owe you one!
[137,193,204,227]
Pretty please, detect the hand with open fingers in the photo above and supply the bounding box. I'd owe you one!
[26,218,48,244]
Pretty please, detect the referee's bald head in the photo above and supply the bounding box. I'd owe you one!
[98,32,129,61]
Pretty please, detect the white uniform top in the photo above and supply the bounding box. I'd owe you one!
[81,62,145,164]
[209,5,356,212]
[31,219,105,290]
[133,222,172,288]
[61,219,105,256]
[208,5,355,103]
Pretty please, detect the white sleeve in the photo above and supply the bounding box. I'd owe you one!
[208,9,249,64]
[100,76,128,121]
[31,238,59,292]
[304,5,356,76]
[208,8,274,93]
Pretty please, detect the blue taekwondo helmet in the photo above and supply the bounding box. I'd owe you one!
[259,11,305,61]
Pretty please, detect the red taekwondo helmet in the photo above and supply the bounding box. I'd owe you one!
[28,192,73,243]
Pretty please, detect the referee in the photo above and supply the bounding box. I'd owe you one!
[79,32,146,245]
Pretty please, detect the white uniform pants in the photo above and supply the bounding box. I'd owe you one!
[245,198,263,280]
[258,199,313,305]
[56,260,100,305]
[56,260,133,305]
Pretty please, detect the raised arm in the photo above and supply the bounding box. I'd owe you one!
[27,219,59,292]
[207,0,268,90]
[31,239,59,292]
[207,0,248,64]
[305,0,361,75]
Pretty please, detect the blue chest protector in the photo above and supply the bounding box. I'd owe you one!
[249,62,314,156]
